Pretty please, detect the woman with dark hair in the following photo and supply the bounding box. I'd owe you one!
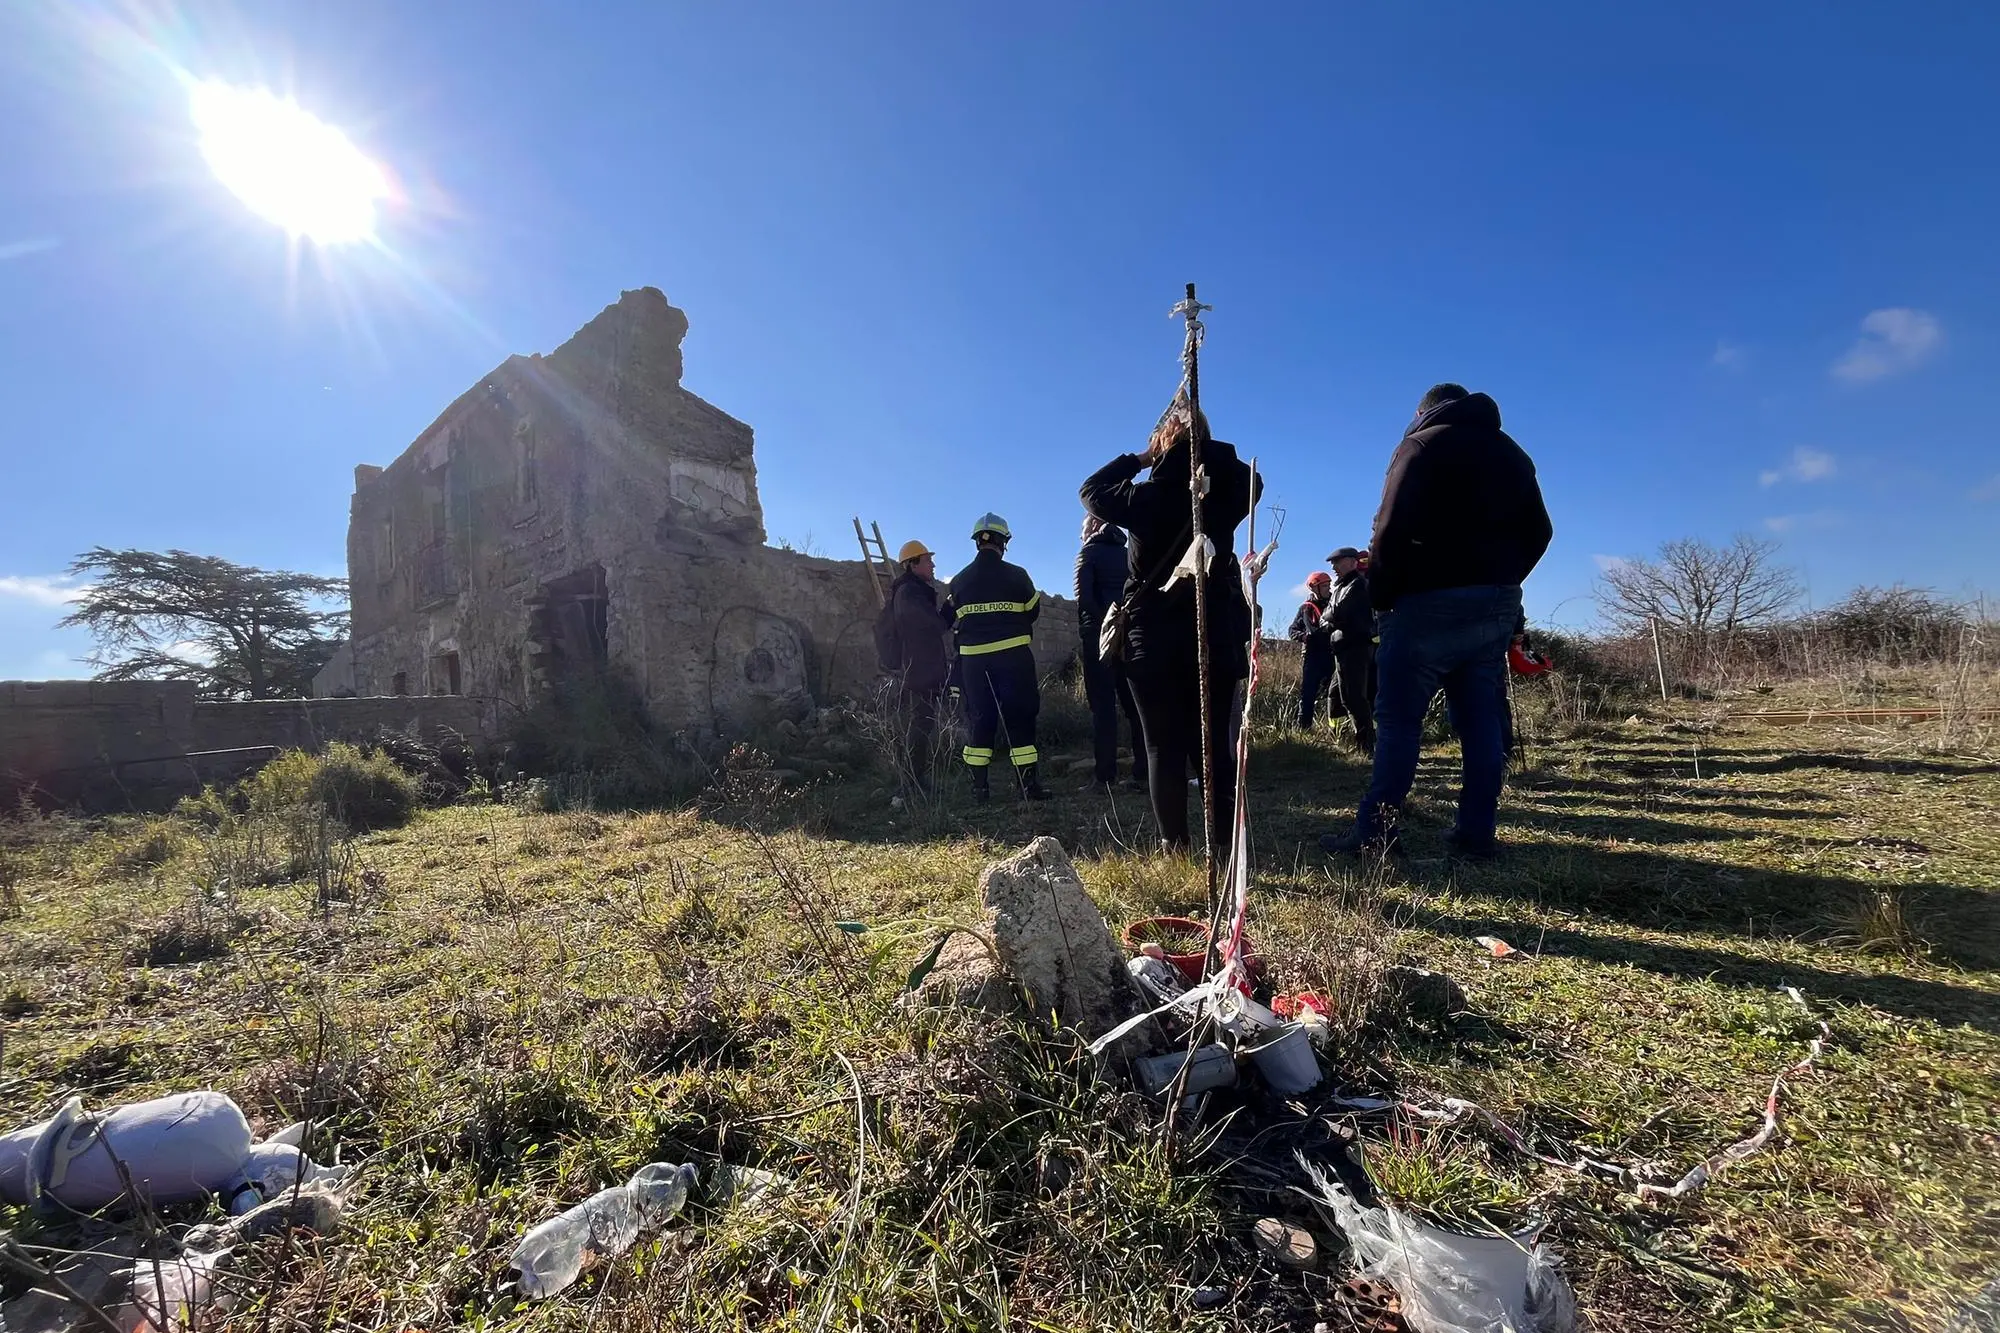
[1079,401,1262,854]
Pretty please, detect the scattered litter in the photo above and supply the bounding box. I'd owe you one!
[1126,955,1188,1008]
[118,1248,232,1333]
[1474,935,1523,961]
[1245,1022,1321,1095]
[1634,985,1829,1202]
[1271,991,1331,1020]
[182,1183,347,1251]
[0,1093,349,1214]
[1134,1045,1237,1098]
[1298,1154,1578,1333]
[1191,1285,1229,1310]
[710,1164,794,1210]
[1251,1216,1319,1270]
[509,1162,697,1299]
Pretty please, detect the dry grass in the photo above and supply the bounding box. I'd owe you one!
[1,683,1997,1331]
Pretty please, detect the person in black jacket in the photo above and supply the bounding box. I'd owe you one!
[1324,546,1377,753]
[1075,516,1147,791]
[1288,571,1336,729]
[1081,400,1262,855]
[1321,384,1552,860]
[884,539,953,787]
[947,514,1047,802]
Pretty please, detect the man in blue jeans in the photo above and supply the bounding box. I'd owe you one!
[1320,384,1552,860]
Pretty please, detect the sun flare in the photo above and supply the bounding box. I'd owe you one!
[188,81,387,244]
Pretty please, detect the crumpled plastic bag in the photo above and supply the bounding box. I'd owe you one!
[1297,1154,1579,1333]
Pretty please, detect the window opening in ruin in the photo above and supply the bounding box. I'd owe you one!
[391,671,408,696]
[514,418,538,508]
[528,565,609,690]
[432,651,462,696]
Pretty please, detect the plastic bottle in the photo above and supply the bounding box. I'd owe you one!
[508,1162,697,1299]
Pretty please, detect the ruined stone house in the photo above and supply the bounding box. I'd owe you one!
[334,288,1079,729]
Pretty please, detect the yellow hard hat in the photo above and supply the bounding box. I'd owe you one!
[897,540,932,563]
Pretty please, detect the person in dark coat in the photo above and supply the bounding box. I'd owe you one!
[1080,400,1262,855]
[1321,384,1552,860]
[1288,571,1336,729]
[947,514,1047,802]
[1324,546,1377,753]
[885,539,952,786]
[1075,516,1147,791]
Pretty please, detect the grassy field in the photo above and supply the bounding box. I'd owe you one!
[3,667,1997,1331]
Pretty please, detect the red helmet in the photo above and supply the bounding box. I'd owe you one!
[1306,571,1332,589]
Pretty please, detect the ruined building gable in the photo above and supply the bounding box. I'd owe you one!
[338,288,1080,731]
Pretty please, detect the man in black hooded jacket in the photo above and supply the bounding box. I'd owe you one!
[1320,384,1551,861]
[1075,517,1146,790]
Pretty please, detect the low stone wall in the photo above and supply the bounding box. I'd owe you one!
[0,680,501,812]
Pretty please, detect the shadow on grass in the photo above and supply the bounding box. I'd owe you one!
[1417,908,2000,1038]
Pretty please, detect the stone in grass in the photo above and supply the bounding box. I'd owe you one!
[1376,964,1467,1026]
[1252,1217,1320,1270]
[919,837,1160,1056]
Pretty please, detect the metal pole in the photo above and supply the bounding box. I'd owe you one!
[1651,617,1670,701]
[1172,283,1222,952]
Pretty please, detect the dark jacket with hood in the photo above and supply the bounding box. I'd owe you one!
[888,568,952,694]
[1288,594,1334,666]
[1074,525,1129,644]
[1079,437,1263,679]
[1367,392,1553,612]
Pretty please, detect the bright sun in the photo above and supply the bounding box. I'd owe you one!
[188,81,388,244]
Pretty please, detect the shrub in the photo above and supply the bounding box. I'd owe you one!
[308,743,419,831]
[106,817,186,877]
[239,744,418,832]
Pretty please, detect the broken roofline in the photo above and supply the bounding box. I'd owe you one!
[353,287,750,489]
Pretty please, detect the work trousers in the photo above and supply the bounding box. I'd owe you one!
[1296,651,1334,729]
[1130,663,1239,856]
[1334,645,1377,751]
[960,646,1040,771]
[1080,643,1146,785]
[1354,585,1521,847]
[896,683,941,785]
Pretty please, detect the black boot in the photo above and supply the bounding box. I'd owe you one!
[970,767,991,804]
[1018,763,1049,801]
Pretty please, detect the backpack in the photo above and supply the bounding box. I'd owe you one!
[873,596,904,674]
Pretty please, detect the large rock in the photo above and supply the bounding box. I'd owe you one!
[922,838,1158,1055]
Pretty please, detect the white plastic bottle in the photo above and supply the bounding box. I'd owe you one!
[509,1163,697,1299]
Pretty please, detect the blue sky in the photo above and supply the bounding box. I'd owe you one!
[3,1,1997,680]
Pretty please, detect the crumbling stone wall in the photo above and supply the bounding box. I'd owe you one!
[0,679,498,811]
[343,288,1081,736]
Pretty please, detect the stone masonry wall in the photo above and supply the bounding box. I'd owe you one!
[0,679,499,812]
[342,287,1082,738]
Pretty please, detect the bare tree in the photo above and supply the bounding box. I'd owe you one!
[1596,536,1802,667]
[59,548,347,700]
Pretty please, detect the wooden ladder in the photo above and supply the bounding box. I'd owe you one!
[853,517,893,606]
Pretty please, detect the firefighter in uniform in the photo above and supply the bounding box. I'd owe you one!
[947,514,1048,801]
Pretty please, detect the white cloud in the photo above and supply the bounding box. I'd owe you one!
[0,574,88,606]
[1831,308,1942,383]
[1759,446,1838,487]
[1591,554,1630,573]
[1972,474,2000,503]
[0,236,59,262]
[161,640,215,664]
[1763,509,1842,534]
[1711,340,1746,370]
